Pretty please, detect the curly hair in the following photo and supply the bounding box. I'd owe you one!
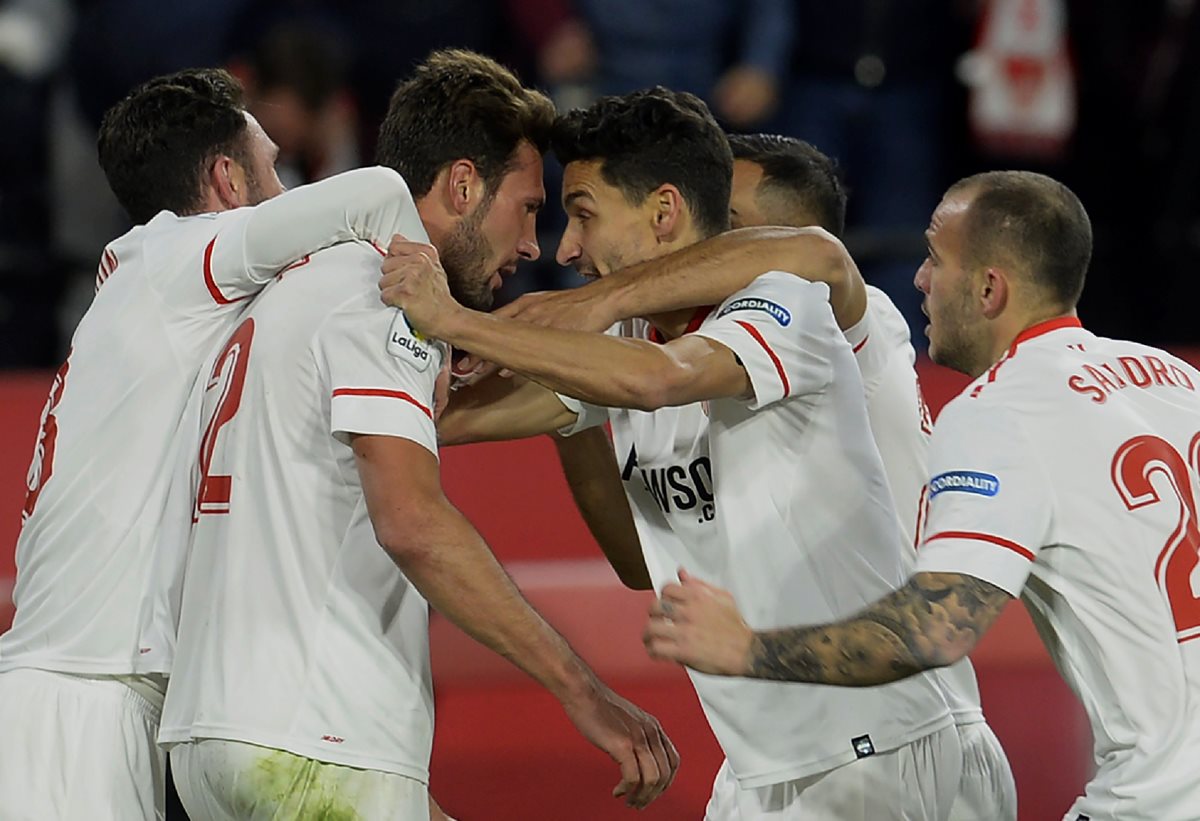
[98,68,250,223]
[551,87,733,238]
[376,49,556,197]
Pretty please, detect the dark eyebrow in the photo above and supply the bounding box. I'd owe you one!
[563,190,593,209]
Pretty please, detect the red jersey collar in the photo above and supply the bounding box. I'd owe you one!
[648,305,715,344]
[1008,315,1082,353]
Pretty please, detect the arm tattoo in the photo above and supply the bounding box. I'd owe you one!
[748,573,1012,686]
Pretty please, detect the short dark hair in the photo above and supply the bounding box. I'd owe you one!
[98,68,251,224]
[552,87,733,238]
[376,49,556,197]
[949,171,1092,308]
[728,133,846,237]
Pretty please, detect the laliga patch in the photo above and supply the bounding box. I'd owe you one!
[386,311,432,372]
[716,297,791,326]
[929,470,1000,498]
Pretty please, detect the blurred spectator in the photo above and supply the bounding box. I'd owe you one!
[230,23,359,187]
[770,0,974,348]
[1064,0,1200,346]
[566,0,793,127]
[0,0,70,367]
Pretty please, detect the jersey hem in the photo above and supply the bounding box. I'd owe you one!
[158,725,430,784]
[0,657,171,677]
[731,712,954,789]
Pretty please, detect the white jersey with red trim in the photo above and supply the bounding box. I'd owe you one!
[915,317,1200,819]
[846,287,986,726]
[0,167,424,678]
[159,234,445,782]
[565,272,952,788]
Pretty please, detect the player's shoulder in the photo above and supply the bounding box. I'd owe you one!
[710,270,833,329]
[286,240,387,304]
[863,286,912,345]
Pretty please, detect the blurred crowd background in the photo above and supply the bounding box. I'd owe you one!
[1,0,1198,368]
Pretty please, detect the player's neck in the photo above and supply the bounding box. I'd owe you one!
[981,306,1080,373]
[646,309,696,340]
[641,232,705,339]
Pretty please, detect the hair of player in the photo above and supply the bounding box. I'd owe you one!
[948,171,1093,309]
[728,133,847,238]
[98,68,251,224]
[551,87,733,239]
[376,49,556,198]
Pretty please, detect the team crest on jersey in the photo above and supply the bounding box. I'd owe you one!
[716,297,791,326]
[387,311,432,371]
[929,470,1000,498]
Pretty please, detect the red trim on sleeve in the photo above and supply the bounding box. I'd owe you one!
[733,320,790,395]
[913,485,930,551]
[924,530,1036,562]
[203,236,250,305]
[648,306,714,345]
[852,334,869,354]
[331,387,432,419]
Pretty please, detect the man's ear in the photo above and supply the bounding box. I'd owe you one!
[445,159,487,217]
[979,266,1010,320]
[208,155,245,210]
[649,184,685,242]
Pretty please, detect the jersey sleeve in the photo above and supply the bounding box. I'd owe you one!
[691,270,838,410]
[195,166,428,304]
[845,289,916,397]
[556,392,609,436]
[313,304,444,456]
[914,397,1054,596]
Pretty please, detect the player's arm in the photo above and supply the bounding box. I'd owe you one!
[643,569,1011,685]
[206,166,426,299]
[381,245,751,409]
[553,429,651,590]
[473,226,867,332]
[354,434,676,807]
[437,373,579,445]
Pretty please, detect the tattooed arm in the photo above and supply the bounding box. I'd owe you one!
[643,570,1011,685]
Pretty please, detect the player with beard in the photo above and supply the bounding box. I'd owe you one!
[380,88,960,819]
[158,51,677,820]
[644,172,1200,821]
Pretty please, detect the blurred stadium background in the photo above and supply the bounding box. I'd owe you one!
[2,1,1198,818]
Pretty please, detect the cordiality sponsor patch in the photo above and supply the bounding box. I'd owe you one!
[929,470,1000,498]
[717,297,792,326]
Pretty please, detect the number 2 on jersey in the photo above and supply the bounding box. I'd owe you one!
[1111,433,1200,642]
[22,355,71,523]
[196,319,254,518]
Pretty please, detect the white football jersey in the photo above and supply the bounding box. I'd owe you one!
[566,272,952,788]
[1,167,419,677]
[915,317,1200,819]
[159,233,445,782]
[846,287,986,725]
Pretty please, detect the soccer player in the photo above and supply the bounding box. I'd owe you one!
[382,88,960,819]
[643,171,1200,820]
[724,134,1016,821]
[0,68,436,820]
[478,132,1017,820]
[158,51,677,820]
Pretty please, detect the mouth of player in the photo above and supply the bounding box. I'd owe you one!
[490,263,518,292]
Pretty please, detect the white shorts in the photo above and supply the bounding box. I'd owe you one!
[170,738,428,820]
[704,725,962,820]
[949,721,1017,821]
[0,668,165,821]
